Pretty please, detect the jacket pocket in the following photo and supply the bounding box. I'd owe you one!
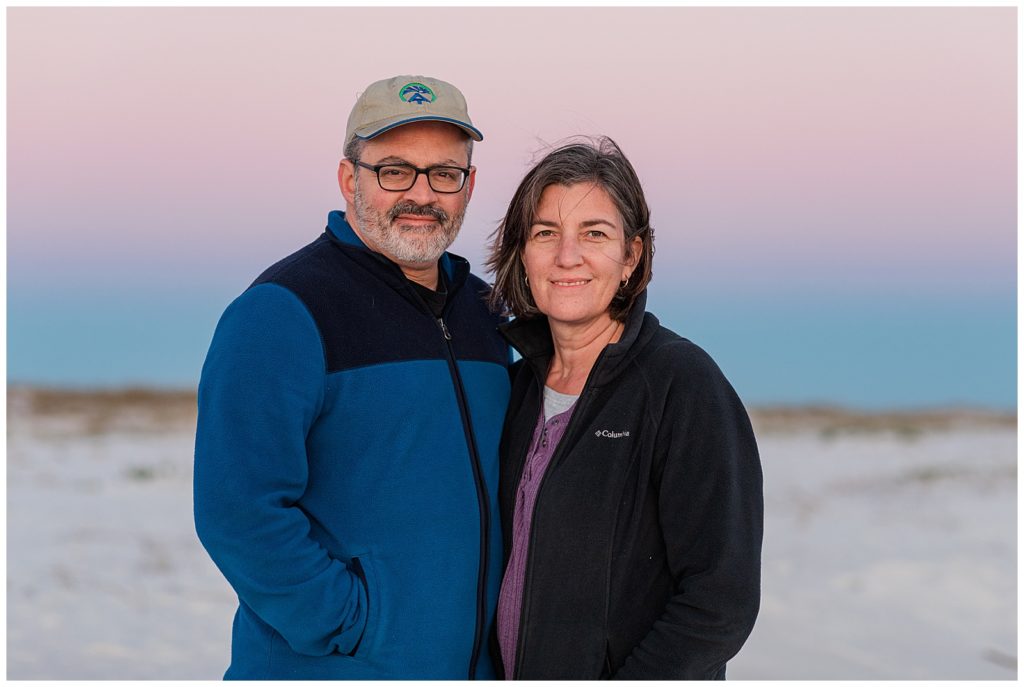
[348,554,379,660]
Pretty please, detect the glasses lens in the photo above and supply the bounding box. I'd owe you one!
[428,167,466,193]
[377,165,416,190]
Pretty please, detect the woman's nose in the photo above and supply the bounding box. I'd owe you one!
[554,235,584,267]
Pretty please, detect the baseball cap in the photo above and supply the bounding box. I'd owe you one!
[345,75,483,147]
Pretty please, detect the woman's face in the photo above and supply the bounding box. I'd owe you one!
[522,183,640,330]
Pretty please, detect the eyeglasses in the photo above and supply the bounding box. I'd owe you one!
[351,160,470,193]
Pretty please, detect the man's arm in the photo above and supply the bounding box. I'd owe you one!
[194,283,368,656]
[614,343,763,679]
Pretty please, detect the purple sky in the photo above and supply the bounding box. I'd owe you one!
[6,7,1017,405]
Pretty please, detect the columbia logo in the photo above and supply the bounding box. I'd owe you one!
[595,429,630,439]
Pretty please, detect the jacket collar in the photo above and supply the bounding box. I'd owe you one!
[500,291,659,389]
[325,210,467,290]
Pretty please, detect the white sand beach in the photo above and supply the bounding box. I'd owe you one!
[5,389,1016,680]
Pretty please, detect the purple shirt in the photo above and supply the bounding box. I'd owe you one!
[496,400,577,679]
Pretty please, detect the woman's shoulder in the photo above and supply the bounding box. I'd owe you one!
[635,317,752,432]
[629,315,740,401]
[637,317,721,374]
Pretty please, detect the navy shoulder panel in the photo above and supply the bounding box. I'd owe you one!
[446,272,508,367]
[251,234,334,288]
[251,235,506,373]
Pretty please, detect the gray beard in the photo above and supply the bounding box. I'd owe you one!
[353,185,466,265]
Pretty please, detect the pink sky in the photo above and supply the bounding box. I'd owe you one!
[7,7,1017,296]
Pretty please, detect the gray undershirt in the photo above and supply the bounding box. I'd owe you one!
[543,385,579,421]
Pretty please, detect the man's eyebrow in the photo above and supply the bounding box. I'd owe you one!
[370,155,411,166]
[368,156,467,167]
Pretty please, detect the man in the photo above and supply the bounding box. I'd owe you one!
[194,75,509,679]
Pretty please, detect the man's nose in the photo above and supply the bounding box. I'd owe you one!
[403,171,440,205]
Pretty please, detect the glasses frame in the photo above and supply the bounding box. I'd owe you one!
[351,160,471,194]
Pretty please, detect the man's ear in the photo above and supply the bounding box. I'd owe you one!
[464,166,477,203]
[338,159,357,206]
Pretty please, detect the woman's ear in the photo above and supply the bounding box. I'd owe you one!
[624,235,642,278]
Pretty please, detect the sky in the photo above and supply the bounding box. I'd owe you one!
[6,6,1018,409]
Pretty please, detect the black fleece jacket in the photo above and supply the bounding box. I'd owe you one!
[496,294,763,680]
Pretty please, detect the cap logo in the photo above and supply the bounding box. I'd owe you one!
[399,82,436,105]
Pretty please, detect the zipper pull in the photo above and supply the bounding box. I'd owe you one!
[438,318,452,341]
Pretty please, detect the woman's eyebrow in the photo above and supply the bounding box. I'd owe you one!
[580,219,617,229]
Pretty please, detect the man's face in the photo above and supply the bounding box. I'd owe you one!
[339,121,476,268]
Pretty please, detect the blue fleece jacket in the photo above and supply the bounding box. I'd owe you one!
[194,211,510,679]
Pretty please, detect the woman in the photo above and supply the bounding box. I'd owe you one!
[487,138,763,680]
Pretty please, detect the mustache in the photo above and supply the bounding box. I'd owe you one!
[388,202,448,225]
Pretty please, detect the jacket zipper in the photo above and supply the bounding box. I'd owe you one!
[437,314,490,680]
[398,267,491,680]
[511,348,608,679]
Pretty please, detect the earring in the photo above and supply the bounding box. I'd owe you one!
[620,275,629,289]
[525,275,529,286]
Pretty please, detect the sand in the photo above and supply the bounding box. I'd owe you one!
[5,388,1017,679]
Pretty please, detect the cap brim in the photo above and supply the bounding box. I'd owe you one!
[355,115,483,142]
